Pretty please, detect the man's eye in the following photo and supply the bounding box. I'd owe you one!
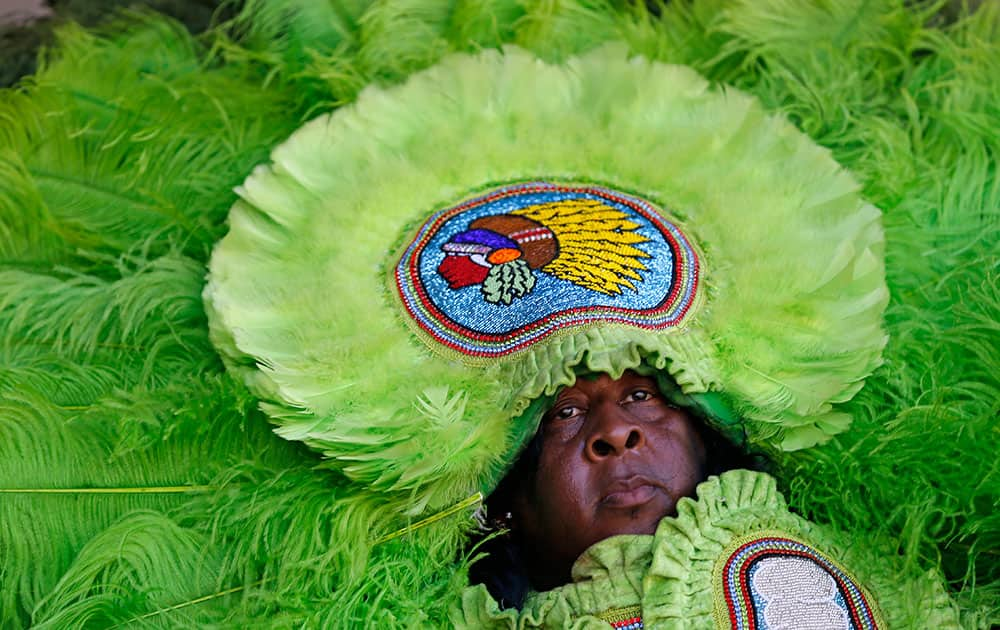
[546,405,582,423]
[627,389,653,402]
[555,406,580,419]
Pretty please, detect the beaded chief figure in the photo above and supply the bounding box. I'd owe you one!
[437,195,653,304]
[0,1,996,628]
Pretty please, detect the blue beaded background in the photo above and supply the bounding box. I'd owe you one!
[416,188,676,335]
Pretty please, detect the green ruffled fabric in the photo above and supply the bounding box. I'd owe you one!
[455,470,961,629]
[457,538,650,630]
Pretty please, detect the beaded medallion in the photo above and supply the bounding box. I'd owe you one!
[720,536,881,630]
[393,182,699,360]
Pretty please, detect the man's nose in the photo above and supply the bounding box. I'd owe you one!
[584,400,645,461]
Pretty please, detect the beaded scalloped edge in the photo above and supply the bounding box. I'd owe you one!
[597,604,644,629]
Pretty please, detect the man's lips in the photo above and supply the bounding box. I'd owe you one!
[599,476,663,509]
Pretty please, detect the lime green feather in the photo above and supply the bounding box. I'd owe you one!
[0,1,997,627]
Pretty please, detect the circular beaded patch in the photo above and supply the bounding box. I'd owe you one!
[721,536,881,630]
[393,182,699,359]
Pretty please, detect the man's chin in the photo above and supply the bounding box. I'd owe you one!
[594,499,673,539]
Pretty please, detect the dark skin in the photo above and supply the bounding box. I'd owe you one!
[511,371,708,590]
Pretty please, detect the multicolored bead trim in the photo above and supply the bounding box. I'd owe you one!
[393,181,700,361]
[721,536,880,630]
[597,605,643,629]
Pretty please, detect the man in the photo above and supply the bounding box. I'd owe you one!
[4,4,993,624]
[206,48,960,628]
[459,371,957,627]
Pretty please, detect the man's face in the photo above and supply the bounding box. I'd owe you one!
[513,371,707,586]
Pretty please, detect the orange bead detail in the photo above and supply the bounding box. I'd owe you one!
[487,248,522,264]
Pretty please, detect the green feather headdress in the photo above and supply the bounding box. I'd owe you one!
[204,45,888,521]
[1,1,997,627]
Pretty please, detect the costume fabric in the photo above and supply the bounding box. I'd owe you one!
[0,1,997,628]
[456,471,960,629]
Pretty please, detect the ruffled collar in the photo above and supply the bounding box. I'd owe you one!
[455,470,777,627]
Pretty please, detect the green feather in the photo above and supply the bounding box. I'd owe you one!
[0,0,997,626]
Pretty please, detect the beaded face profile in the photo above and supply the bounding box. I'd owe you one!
[393,182,700,360]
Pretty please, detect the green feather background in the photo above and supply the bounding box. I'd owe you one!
[0,0,997,627]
